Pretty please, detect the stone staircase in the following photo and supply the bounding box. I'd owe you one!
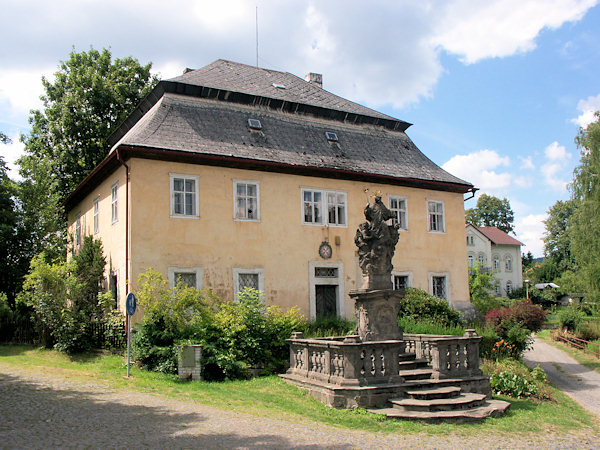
[368,352,510,423]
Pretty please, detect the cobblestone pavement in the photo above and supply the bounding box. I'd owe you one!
[1,363,599,449]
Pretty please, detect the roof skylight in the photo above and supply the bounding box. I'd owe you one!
[272,83,287,89]
[248,118,262,130]
[325,131,338,142]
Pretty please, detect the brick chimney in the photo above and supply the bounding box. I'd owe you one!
[304,72,323,88]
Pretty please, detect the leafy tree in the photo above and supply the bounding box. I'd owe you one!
[18,47,158,258]
[543,199,578,273]
[0,132,11,144]
[465,194,515,234]
[521,251,534,270]
[72,235,107,318]
[468,264,505,315]
[570,112,600,296]
[0,157,30,306]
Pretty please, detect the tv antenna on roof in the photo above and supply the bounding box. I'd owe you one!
[255,6,259,67]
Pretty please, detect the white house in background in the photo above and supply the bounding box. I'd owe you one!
[465,224,524,297]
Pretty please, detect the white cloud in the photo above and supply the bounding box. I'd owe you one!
[0,131,25,180]
[541,142,572,191]
[519,156,535,170]
[514,213,547,257]
[431,0,598,64]
[0,69,49,121]
[514,176,532,188]
[571,93,600,128]
[442,149,512,192]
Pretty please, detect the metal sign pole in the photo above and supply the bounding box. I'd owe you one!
[126,313,131,377]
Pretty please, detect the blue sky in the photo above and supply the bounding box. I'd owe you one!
[1,0,599,256]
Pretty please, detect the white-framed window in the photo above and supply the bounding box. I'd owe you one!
[477,253,485,265]
[392,271,412,290]
[168,266,203,289]
[93,197,100,235]
[170,174,199,218]
[75,212,82,247]
[495,281,502,296]
[388,196,408,230]
[506,280,513,295]
[233,268,265,299]
[234,180,260,221]
[302,188,347,226]
[427,200,445,232]
[493,255,500,271]
[467,254,474,267]
[111,182,118,224]
[505,255,513,272]
[430,274,448,300]
[467,235,474,246]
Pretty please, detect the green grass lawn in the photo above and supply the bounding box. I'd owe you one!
[1,344,598,436]
[537,329,600,374]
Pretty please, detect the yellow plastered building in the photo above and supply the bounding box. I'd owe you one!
[65,60,477,321]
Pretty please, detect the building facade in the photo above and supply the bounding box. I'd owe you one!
[65,60,477,320]
[465,224,524,297]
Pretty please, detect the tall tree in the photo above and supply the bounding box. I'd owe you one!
[570,112,600,295]
[0,157,29,306]
[0,132,11,144]
[18,47,158,258]
[465,193,515,234]
[543,199,578,273]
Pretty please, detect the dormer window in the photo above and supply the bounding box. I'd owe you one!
[247,118,262,130]
[325,131,338,142]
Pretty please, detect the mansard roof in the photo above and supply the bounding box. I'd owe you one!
[66,60,474,209]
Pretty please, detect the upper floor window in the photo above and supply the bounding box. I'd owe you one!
[111,182,118,224]
[234,181,259,221]
[170,174,199,218]
[388,196,407,230]
[467,235,474,245]
[75,212,82,247]
[93,197,99,235]
[505,255,513,272]
[493,255,500,271]
[427,200,445,232]
[302,188,347,226]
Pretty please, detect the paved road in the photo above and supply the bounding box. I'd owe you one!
[523,336,600,416]
[0,363,599,449]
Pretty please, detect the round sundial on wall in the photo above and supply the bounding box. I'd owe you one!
[319,241,332,259]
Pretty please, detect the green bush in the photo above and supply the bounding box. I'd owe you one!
[398,316,464,335]
[482,359,552,400]
[301,317,355,338]
[558,307,585,332]
[575,320,600,342]
[477,324,501,360]
[132,270,306,380]
[399,288,461,326]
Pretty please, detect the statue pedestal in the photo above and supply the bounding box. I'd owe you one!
[349,289,404,342]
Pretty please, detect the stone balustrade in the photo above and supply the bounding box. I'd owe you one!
[403,329,482,379]
[287,333,404,387]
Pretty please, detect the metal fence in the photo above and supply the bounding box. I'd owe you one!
[0,318,126,350]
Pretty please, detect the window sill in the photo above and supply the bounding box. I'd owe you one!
[170,214,200,220]
[302,222,348,228]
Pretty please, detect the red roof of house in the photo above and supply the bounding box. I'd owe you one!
[475,226,524,246]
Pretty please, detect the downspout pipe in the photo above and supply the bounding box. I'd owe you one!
[115,148,130,296]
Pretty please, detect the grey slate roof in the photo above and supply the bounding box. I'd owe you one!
[169,60,398,123]
[118,93,471,188]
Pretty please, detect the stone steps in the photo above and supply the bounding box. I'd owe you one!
[405,386,462,400]
[397,368,434,381]
[369,400,511,424]
[390,392,487,412]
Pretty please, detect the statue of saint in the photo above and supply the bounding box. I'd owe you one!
[355,195,399,288]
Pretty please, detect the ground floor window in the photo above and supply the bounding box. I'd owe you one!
[392,272,411,291]
[429,273,449,300]
[168,266,203,289]
[232,268,264,299]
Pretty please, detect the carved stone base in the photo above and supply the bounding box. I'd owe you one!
[349,289,404,342]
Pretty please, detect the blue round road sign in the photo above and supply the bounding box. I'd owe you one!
[126,292,137,316]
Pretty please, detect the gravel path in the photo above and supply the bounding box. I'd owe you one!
[523,336,600,416]
[0,363,599,449]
